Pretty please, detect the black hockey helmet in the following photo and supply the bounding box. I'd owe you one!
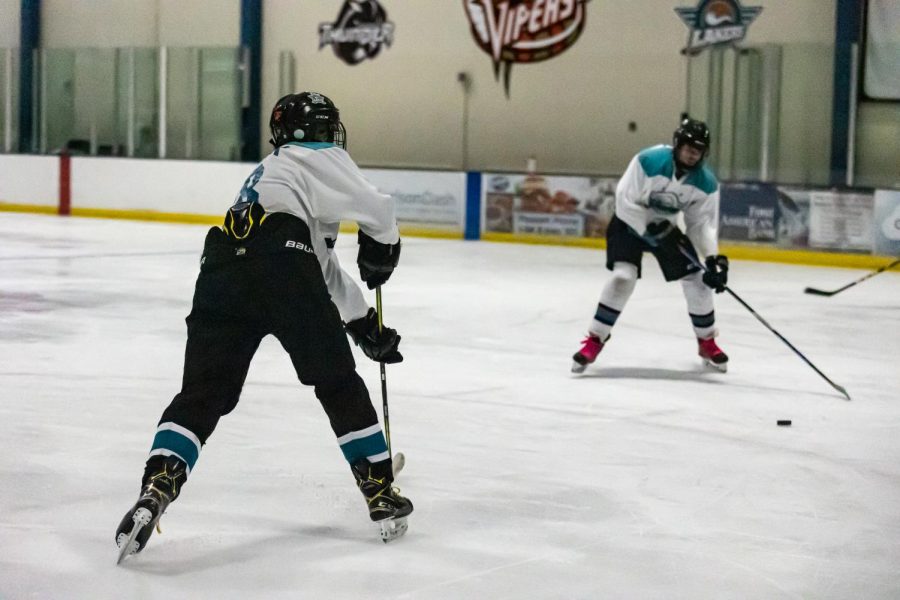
[673,117,710,165]
[268,91,347,149]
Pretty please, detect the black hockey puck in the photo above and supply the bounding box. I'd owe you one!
[777,420,792,426]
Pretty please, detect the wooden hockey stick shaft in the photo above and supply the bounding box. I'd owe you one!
[375,286,391,456]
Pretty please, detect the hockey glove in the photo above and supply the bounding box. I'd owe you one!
[702,255,729,293]
[357,230,401,290]
[345,308,403,364]
[644,220,689,254]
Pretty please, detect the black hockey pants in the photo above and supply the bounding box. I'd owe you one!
[152,214,379,472]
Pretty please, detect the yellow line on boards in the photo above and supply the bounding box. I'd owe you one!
[1,202,892,269]
[0,202,58,214]
[70,207,224,225]
[483,232,895,270]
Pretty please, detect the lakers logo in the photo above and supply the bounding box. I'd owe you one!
[463,0,589,97]
[675,0,762,56]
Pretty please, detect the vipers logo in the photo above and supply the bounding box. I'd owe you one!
[464,0,589,97]
[675,0,762,56]
[319,0,395,65]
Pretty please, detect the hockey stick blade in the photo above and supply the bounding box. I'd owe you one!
[392,452,405,478]
[804,287,836,296]
[803,258,900,297]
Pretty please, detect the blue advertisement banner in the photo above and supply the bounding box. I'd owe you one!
[719,182,779,242]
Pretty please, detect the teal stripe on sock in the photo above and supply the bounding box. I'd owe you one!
[339,432,388,464]
[151,430,200,471]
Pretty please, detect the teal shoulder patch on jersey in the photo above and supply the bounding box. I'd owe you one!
[685,165,718,195]
[638,145,674,179]
[285,141,336,150]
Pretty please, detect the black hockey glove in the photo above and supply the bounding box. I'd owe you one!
[644,220,689,254]
[702,255,729,293]
[357,230,401,290]
[345,308,403,364]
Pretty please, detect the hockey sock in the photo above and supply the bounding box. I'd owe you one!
[148,422,202,476]
[337,424,390,465]
[589,262,637,338]
[681,272,717,338]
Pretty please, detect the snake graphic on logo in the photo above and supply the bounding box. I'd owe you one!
[463,0,589,97]
[319,0,395,65]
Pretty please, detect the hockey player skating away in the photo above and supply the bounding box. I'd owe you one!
[116,91,412,563]
[572,118,730,373]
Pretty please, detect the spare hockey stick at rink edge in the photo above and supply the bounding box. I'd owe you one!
[677,244,851,400]
[375,286,405,478]
[804,258,900,297]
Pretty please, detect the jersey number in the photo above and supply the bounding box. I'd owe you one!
[237,165,265,204]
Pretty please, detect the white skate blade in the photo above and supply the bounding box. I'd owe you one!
[378,516,409,543]
[116,507,152,565]
[571,360,587,374]
[703,358,728,373]
[392,452,405,477]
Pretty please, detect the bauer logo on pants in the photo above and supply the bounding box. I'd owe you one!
[319,0,395,65]
[463,0,589,97]
[675,0,762,56]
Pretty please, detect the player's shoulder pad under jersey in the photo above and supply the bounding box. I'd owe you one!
[637,145,675,179]
[684,164,718,195]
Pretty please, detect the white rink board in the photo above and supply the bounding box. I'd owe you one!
[0,154,59,206]
[1,213,899,600]
[71,157,251,214]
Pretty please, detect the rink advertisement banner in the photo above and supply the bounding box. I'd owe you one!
[718,182,778,242]
[774,186,811,248]
[873,189,900,256]
[362,169,466,232]
[481,172,617,238]
[808,192,875,252]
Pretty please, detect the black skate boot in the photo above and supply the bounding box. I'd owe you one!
[351,458,413,543]
[116,456,187,564]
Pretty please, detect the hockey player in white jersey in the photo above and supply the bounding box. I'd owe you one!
[571,118,729,373]
[116,91,411,562]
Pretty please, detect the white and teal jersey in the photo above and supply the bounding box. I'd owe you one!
[235,141,400,322]
[615,144,720,258]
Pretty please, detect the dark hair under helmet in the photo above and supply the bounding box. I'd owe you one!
[269,91,347,149]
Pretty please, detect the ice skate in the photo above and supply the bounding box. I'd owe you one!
[351,458,413,543]
[116,456,186,564]
[571,334,606,373]
[698,336,728,372]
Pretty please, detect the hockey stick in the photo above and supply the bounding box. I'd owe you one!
[678,245,851,400]
[376,286,405,477]
[804,258,900,297]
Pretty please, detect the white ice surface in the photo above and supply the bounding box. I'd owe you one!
[1,213,899,599]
